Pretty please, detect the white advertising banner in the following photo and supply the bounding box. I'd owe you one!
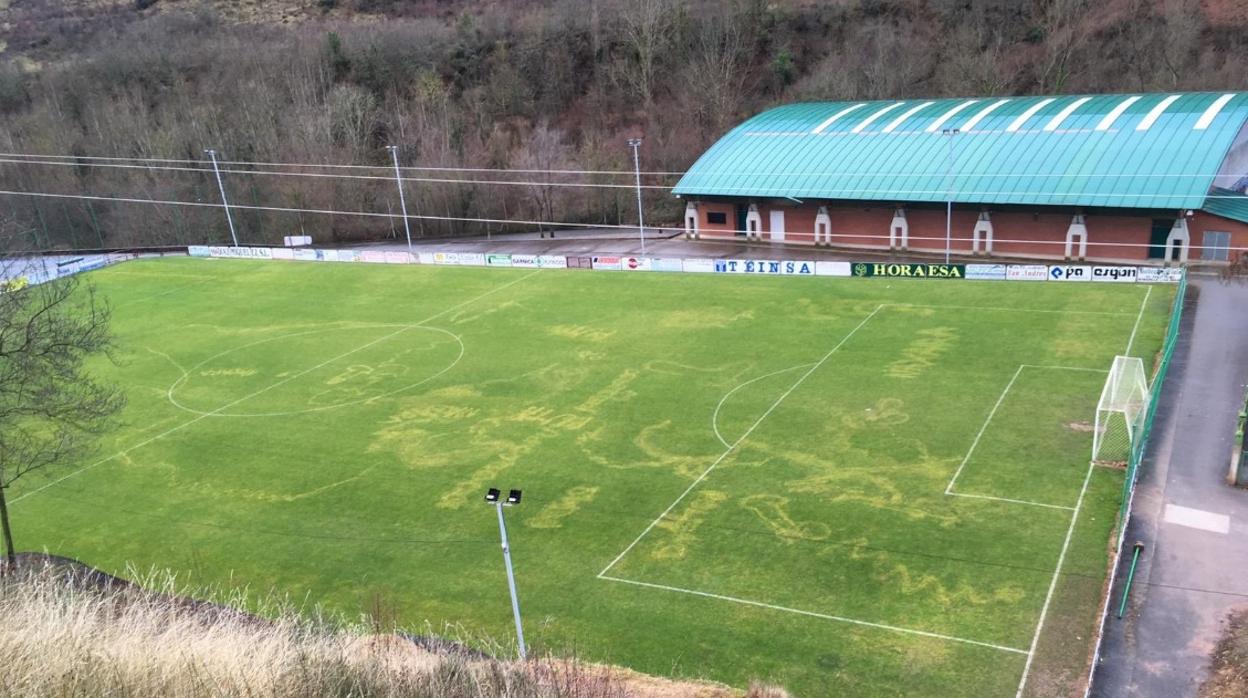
[270,247,295,260]
[592,256,622,270]
[715,259,816,275]
[418,252,437,265]
[385,251,413,264]
[510,254,540,268]
[537,255,567,268]
[208,246,273,260]
[1136,267,1183,283]
[815,261,852,277]
[682,258,715,273]
[965,263,1007,280]
[361,251,388,264]
[1091,266,1138,283]
[457,252,486,266]
[651,258,684,272]
[622,257,653,271]
[1006,264,1048,281]
[1047,265,1091,281]
[188,245,211,257]
[293,248,318,261]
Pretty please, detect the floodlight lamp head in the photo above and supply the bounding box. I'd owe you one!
[506,489,522,505]
[485,488,501,503]
[627,138,642,147]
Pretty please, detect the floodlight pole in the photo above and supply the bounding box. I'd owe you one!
[942,129,960,265]
[386,145,415,258]
[494,501,527,660]
[627,138,646,255]
[204,149,239,247]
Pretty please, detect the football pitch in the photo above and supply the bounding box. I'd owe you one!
[11,258,1174,696]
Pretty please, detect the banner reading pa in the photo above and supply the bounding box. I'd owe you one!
[852,262,967,279]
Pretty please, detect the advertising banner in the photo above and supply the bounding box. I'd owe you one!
[487,254,514,267]
[433,252,458,265]
[1047,265,1091,281]
[208,246,273,260]
[271,247,295,260]
[682,258,715,273]
[283,235,312,247]
[622,257,653,271]
[510,254,539,268]
[293,248,318,261]
[537,255,568,268]
[651,258,684,272]
[965,263,1007,280]
[1006,264,1049,281]
[592,256,622,270]
[418,252,437,265]
[815,261,852,277]
[1091,266,1138,283]
[458,252,486,266]
[361,251,388,264]
[188,245,211,258]
[385,251,413,264]
[716,259,816,275]
[852,262,965,279]
[567,256,593,269]
[1136,267,1183,283]
[337,250,361,263]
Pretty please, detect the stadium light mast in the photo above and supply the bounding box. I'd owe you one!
[627,138,646,255]
[204,149,239,247]
[385,145,415,259]
[484,487,527,660]
[941,129,960,265]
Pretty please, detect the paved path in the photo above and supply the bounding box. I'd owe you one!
[1094,278,1248,697]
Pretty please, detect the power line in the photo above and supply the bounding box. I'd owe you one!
[0,151,685,177]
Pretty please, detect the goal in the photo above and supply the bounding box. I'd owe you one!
[1092,356,1150,464]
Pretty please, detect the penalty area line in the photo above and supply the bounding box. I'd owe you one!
[12,270,539,506]
[600,574,1028,655]
[598,305,883,579]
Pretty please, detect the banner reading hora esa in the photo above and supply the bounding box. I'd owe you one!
[852,262,965,279]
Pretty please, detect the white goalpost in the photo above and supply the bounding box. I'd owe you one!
[1092,356,1150,464]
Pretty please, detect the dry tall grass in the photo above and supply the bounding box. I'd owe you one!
[0,556,754,698]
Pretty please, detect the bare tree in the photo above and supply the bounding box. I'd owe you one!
[1034,0,1092,93]
[613,0,677,114]
[0,268,125,569]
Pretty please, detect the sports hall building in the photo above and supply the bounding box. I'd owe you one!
[674,92,1248,264]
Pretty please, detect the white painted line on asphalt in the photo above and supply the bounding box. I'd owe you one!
[1164,503,1230,534]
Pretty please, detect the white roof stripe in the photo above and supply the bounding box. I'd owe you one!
[1095,96,1141,131]
[810,103,867,134]
[1195,94,1236,130]
[1136,95,1182,131]
[1043,96,1093,131]
[851,102,906,133]
[1005,98,1056,132]
[881,101,934,133]
[924,100,979,133]
[960,99,1010,131]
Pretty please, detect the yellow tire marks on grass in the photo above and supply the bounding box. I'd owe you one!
[887,327,957,379]
[526,486,601,529]
[652,489,729,560]
[740,494,831,542]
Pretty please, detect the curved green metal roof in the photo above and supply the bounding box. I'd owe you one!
[673,92,1248,211]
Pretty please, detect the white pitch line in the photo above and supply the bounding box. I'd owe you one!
[947,492,1075,511]
[600,574,1028,655]
[1124,285,1152,357]
[598,305,884,578]
[887,303,1135,317]
[12,270,539,505]
[946,366,1025,495]
[1015,460,1096,697]
[711,363,815,449]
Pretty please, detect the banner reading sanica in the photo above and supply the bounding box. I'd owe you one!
[852,262,965,279]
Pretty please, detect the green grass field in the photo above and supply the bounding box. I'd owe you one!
[9,258,1174,696]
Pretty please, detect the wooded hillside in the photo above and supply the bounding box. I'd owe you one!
[1,0,1245,249]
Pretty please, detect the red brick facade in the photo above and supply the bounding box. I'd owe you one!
[686,200,1248,264]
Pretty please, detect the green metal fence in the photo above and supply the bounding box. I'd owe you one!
[1118,270,1187,521]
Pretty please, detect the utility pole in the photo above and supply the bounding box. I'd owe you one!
[941,129,960,265]
[484,488,526,660]
[204,149,238,247]
[386,145,415,259]
[627,138,646,255]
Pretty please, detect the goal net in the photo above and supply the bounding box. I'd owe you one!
[1092,356,1150,464]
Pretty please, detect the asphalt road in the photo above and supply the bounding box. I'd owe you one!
[1094,277,1248,697]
